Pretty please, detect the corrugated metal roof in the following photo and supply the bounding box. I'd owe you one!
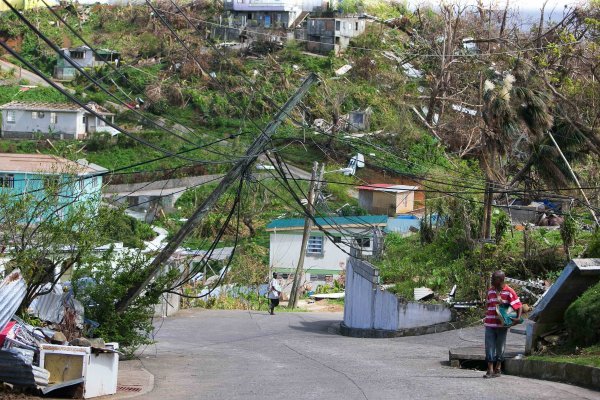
[173,247,234,262]
[0,269,26,332]
[266,215,388,230]
[0,350,43,387]
[0,101,114,115]
[29,292,64,324]
[0,154,107,175]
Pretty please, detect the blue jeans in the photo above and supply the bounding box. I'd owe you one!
[485,327,508,363]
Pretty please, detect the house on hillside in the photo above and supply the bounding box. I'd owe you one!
[306,17,366,54]
[357,184,417,216]
[0,153,106,220]
[223,0,334,29]
[54,45,120,80]
[0,101,116,139]
[266,215,387,285]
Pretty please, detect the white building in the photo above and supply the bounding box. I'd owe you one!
[0,101,116,139]
[266,215,387,281]
[223,0,335,28]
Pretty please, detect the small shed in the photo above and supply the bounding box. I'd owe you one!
[357,184,417,216]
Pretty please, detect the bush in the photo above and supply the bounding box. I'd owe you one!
[565,281,600,346]
[72,250,174,357]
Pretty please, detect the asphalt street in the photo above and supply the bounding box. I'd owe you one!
[138,309,600,400]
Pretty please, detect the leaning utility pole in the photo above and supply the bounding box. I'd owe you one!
[288,162,324,309]
[116,73,318,313]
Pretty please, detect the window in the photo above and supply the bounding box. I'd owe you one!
[50,112,57,124]
[332,236,342,243]
[355,22,359,30]
[32,111,38,119]
[356,237,371,248]
[335,21,340,30]
[70,50,85,59]
[6,110,15,123]
[92,177,98,188]
[307,235,323,255]
[0,174,14,188]
[82,116,87,124]
[78,178,85,191]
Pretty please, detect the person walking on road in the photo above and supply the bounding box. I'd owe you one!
[483,270,522,378]
[268,272,282,315]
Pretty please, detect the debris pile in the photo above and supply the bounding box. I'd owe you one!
[0,270,120,398]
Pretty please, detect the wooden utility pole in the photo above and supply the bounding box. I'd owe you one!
[288,162,324,309]
[115,73,318,313]
[547,131,600,227]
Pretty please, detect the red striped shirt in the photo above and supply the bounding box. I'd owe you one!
[485,284,522,328]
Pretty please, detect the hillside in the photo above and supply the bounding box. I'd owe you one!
[0,0,599,304]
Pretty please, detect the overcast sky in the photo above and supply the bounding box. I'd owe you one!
[403,0,588,25]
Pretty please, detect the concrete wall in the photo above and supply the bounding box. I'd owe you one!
[306,18,366,54]
[0,171,102,221]
[397,302,453,329]
[1,109,85,139]
[343,257,453,334]
[154,291,181,318]
[270,231,348,275]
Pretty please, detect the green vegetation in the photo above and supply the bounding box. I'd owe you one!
[529,345,600,368]
[379,203,589,301]
[565,281,600,346]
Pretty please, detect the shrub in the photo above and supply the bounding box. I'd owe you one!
[565,281,600,346]
[72,250,174,357]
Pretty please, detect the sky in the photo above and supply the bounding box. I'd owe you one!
[403,0,588,26]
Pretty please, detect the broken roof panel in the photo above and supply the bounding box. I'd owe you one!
[0,269,26,332]
[530,258,600,324]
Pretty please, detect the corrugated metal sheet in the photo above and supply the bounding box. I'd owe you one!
[266,215,388,230]
[0,269,26,331]
[0,350,49,387]
[30,292,64,324]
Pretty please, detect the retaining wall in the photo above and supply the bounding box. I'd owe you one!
[342,257,454,337]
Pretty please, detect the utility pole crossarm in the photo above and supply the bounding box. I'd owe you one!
[115,73,318,313]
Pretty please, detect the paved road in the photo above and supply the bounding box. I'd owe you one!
[138,309,599,400]
[0,58,66,90]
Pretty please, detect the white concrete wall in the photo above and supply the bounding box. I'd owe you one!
[344,257,453,332]
[1,109,85,138]
[397,302,453,329]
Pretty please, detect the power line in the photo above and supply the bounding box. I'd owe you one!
[40,0,200,139]
[156,8,582,58]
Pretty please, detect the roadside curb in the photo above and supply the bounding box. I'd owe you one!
[504,358,600,391]
[97,359,155,399]
[339,321,468,338]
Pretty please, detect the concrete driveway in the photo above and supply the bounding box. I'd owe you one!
[138,309,599,400]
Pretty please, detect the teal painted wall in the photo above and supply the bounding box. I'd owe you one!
[0,171,102,220]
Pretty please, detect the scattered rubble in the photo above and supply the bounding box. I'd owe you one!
[0,271,120,398]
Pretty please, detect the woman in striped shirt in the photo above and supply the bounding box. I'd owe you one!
[483,270,522,378]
